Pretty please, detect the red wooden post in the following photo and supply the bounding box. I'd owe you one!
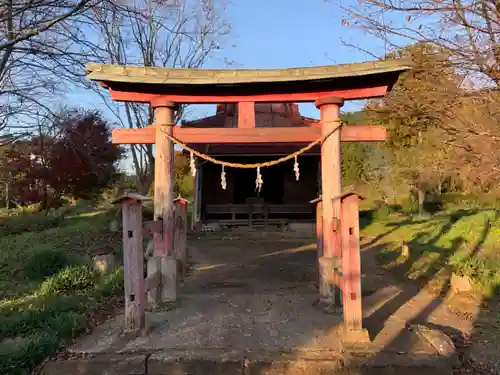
[310,197,324,290]
[339,192,369,342]
[316,200,324,290]
[112,192,148,332]
[238,102,255,128]
[316,96,344,307]
[152,99,177,302]
[316,200,323,256]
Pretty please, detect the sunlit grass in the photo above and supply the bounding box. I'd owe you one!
[362,209,500,295]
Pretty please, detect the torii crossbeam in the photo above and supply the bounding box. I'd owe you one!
[86,60,410,338]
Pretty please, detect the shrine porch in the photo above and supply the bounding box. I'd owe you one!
[195,155,319,228]
[43,233,457,375]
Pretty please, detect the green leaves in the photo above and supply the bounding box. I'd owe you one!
[23,248,71,281]
[39,265,97,296]
[0,206,123,373]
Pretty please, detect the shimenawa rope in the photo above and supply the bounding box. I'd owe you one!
[159,120,343,169]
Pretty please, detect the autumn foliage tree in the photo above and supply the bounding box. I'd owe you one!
[174,151,194,198]
[340,0,500,88]
[48,109,123,199]
[0,138,53,206]
[361,44,463,209]
[338,1,500,196]
[0,109,123,207]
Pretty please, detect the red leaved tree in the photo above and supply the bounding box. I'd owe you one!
[0,109,123,207]
[48,109,124,200]
[0,138,50,206]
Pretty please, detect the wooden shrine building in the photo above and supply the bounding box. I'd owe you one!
[86,60,410,336]
[182,103,326,226]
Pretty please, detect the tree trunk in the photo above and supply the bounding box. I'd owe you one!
[42,183,48,210]
[5,182,9,209]
[417,188,425,215]
[136,170,154,195]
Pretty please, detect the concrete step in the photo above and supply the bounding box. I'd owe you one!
[43,338,457,375]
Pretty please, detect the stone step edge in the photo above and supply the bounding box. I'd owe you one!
[43,349,455,375]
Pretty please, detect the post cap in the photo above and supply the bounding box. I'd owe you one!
[315,96,344,109]
[151,98,179,110]
[173,196,191,205]
[309,196,322,204]
[332,191,365,202]
[111,190,151,204]
[309,190,364,204]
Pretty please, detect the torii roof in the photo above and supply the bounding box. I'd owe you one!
[86,60,410,85]
[85,60,411,99]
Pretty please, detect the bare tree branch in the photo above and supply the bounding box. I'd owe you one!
[339,0,500,85]
[76,0,230,192]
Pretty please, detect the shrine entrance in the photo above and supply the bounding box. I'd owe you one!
[87,60,410,339]
[199,154,319,223]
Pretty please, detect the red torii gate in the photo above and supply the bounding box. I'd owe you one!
[86,60,409,337]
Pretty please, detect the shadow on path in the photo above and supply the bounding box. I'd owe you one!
[360,210,495,374]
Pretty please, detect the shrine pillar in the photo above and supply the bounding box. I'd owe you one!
[152,99,178,302]
[316,96,344,307]
[340,193,369,342]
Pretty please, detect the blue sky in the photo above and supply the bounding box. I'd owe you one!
[71,0,386,119]
[68,0,390,171]
[191,0,380,118]
[211,0,373,67]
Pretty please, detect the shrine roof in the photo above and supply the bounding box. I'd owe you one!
[182,103,317,128]
[86,59,411,89]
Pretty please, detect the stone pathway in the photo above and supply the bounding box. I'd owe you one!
[44,231,462,375]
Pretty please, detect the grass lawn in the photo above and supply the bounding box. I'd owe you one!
[361,208,500,295]
[0,204,124,375]
[2,200,499,374]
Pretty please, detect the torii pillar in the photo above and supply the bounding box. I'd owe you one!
[152,99,178,301]
[316,96,343,307]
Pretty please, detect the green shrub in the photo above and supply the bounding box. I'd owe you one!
[0,267,124,373]
[441,193,500,210]
[71,199,96,212]
[0,295,81,338]
[0,212,63,236]
[3,204,43,216]
[39,265,97,296]
[0,203,126,374]
[0,333,59,375]
[142,204,154,221]
[422,199,443,213]
[46,205,71,218]
[94,266,124,298]
[0,312,86,375]
[23,248,70,280]
[0,270,124,374]
[401,200,417,214]
[373,204,392,221]
[452,254,500,296]
[178,174,194,198]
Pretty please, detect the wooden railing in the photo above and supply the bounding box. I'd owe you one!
[112,191,189,332]
[204,202,314,227]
